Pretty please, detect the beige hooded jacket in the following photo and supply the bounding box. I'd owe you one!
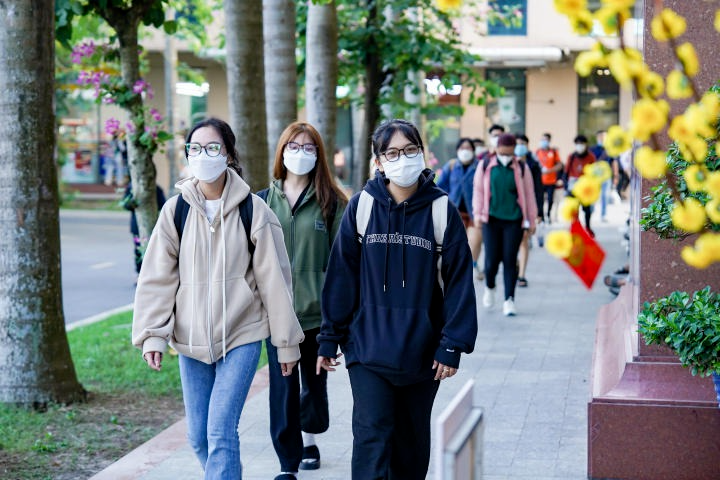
[132,168,304,364]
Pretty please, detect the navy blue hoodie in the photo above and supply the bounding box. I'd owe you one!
[318,169,478,385]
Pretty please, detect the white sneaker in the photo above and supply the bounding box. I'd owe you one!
[482,287,496,308]
[503,298,516,316]
[474,264,484,281]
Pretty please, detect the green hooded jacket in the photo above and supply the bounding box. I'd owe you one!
[263,180,346,331]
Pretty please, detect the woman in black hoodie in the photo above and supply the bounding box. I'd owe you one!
[317,119,478,479]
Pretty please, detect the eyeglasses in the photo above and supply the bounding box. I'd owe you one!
[185,142,223,157]
[286,142,318,155]
[380,144,421,162]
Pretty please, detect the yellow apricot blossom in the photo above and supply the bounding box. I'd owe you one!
[716,9,720,33]
[676,42,700,77]
[694,232,720,255]
[575,50,606,77]
[679,138,708,163]
[680,244,713,269]
[628,99,668,141]
[594,6,630,35]
[554,0,587,16]
[604,125,633,157]
[683,104,716,139]
[650,8,687,41]
[670,198,706,233]
[684,164,708,192]
[571,175,602,206]
[706,172,720,198]
[571,9,595,35]
[700,91,720,118]
[706,199,720,223]
[559,197,580,222]
[583,161,612,182]
[666,70,693,99]
[637,70,664,99]
[634,146,667,179]
[545,230,573,259]
[668,115,696,145]
[436,0,462,12]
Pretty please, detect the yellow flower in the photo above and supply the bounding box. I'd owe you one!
[604,125,633,157]
[629,99,668,141]
[680,244,713,269]
[571,9,595,35]
[700,91,720,118]
[601,0,635,9]
[715,9,720,33]
[706,198,720,223]
[676,42,700,77]
[634,146,667,178]
[436,0,462,12]
[584,161,612,182]
[571,175,602,206]
[671,198,706,233]
[594,6,630,35]
[554,0,588,16]
[695,232,720,254]
[679,138,708,163]
[684,164,709,192]
[607,49,634,88]
[684,104,716,138]
[545,230,574,259]
[668,115,696,145]
[650,8,687,41]
[666,70,693,99]
[637,70,664,99]
[575,50,606,77]
[559,197,581,222]
[706,172,720,198]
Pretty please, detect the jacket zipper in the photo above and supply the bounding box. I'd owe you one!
[207,223,215,363]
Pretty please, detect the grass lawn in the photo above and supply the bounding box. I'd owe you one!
[0,311,268,480]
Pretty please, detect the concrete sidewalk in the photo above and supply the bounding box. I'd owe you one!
[91,200,630,480]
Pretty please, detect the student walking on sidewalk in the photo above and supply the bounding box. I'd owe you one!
[317,119,478,480]
[473,133,538,316]
[258,122,347,480]
[132,118,304,480]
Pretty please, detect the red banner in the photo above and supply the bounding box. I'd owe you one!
[563,220,606,289]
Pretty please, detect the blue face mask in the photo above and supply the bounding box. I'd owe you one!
[515,144,528,157]
[539,139,550,149]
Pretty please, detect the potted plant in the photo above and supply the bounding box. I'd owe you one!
[637,286,720,405]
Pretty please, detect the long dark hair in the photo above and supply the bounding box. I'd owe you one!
[272,122,347,225]
[185,118,242,177]
[371,119,424,160]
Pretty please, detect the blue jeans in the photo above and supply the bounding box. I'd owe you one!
[599,179,611,218]
[179,342,261,479]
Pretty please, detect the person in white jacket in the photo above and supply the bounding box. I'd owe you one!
[132,118,304,479]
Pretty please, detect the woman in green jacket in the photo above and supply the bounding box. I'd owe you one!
[259,122,347,480]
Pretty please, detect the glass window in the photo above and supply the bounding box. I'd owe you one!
[485,68,526,135]
[487,0,527,36]
[578,68,619,140]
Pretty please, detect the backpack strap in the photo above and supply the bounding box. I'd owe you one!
[431,195,449,293]
[356,190,373,243]
[173,192,255,256]
[256,188,269,202]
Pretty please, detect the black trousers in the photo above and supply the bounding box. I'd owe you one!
[542,184,556,222]
[482,216,524,300]
[266,327,329,472]
[348,363,440,480]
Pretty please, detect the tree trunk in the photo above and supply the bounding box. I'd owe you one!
[306,1,339,168]
[0,0,85,405]
[362,0,382,171]
[225,0,269,191]
[263,0,297,171]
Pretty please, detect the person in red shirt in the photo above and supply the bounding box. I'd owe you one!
[564,134,597,237]
[535,132,563,224]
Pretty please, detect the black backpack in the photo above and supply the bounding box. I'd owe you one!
[173,193,255,256]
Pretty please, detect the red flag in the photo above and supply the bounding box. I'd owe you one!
[562,220,606,289]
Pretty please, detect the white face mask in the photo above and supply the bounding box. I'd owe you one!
[497,154,513,167]
[575,143,586,154]
[490,136,499,148]
[283,149,317,175]
[188,152,228,182]
[475,146,487,156]
[383,152,425,187]
[457,149,474,164]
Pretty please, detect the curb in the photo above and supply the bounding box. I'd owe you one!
[66,303,134,332]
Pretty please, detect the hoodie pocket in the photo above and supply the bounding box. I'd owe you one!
[350,304,435,373]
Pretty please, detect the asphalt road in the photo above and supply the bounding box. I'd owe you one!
[60,209,137,324]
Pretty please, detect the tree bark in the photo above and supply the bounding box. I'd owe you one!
[0,0,85,405]
[225,0,269,191]
[263,0,297,171]
[306,1,339,168]
[362,0,382,170]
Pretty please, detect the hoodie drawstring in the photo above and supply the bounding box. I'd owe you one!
[220,200,227,362]
[401,202,408,288]
[383,198,392,292]
[189,215,197,354]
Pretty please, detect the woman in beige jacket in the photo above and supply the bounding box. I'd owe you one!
[132,118,304,479]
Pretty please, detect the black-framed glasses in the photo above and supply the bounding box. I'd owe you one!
[380,144,421,162]
[185,142,223,157]
[286,141,318,155]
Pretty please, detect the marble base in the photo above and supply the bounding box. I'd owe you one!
[589,286,720,480]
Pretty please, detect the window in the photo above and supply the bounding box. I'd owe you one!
[487,0,527,36]
[485,68,527,134]
[578,69,619,140]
